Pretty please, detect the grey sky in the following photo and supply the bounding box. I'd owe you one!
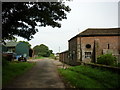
[17,0,119,53]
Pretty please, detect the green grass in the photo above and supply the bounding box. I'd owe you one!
[34,57,46,59]
[2,61,35,85]
[58,65,120,88]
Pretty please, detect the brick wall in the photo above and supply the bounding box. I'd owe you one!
[68,37,78,65]
[59,50,69,64]
[80,36,120,63]
[60,31,120,65]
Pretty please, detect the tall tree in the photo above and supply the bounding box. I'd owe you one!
[2,2,71,41]
[33,44,52,57]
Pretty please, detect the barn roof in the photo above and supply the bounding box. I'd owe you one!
[69,28,120,41]
[79,28,120,36]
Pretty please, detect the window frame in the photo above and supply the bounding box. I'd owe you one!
[85,52,91,58]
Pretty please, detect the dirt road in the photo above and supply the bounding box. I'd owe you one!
[4,59,65,88]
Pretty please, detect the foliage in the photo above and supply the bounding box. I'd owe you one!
[34,56,46,59]
[118,63,120,67]
[2,2,71,41]
[113,63,120,67]
[33,44,53,57]
[97,54,117,66]
[2,61,35,85]
[58,65,120,88]
[19,41,31,48]
[49,54,56,59]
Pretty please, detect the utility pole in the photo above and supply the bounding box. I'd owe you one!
[78,28,80,33]
[59,46,60,53]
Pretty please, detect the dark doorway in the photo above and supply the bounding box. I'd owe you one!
[29,49,33,57]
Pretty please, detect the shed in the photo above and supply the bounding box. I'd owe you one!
[15,42,30,58]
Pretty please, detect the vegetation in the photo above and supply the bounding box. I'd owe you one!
[58,65,120,88]
[49,54,56,59]
[33,44,54,57]
[33,55,56,60]
[34,56,46,59]
[2,59,35,86]
[2,2,71,41]
[19,41,31,48]
[118,63,120,67]
[97,53,117,66]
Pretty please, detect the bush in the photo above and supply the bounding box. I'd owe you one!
[114,63,120,67]
[97,54,117,66]
[118,63,120,67]
[49,54,56,59]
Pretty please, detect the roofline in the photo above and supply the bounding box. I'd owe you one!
[68,35,78,42]
[6,46,16,48]
[68,34,120,42]
[79,34,120,37]
[60,50,69,54]
[87,27,120,30]
[68,28,120,42]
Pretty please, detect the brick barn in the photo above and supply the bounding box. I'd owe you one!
[60,28,120,65]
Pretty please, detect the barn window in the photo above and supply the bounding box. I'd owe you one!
[85,52,91,58]
[86,44,91,48]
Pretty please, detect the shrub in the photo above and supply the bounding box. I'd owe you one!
[50,54,56,59]
[97,54,117,66]
[118,63,120,67]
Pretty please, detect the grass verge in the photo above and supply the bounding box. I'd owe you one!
[2,61,35,86]
[58,65,120,88]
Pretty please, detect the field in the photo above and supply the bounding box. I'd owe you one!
[58,65,120,88]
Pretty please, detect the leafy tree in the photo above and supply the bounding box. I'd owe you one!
[33,44,52,57]
[2,2,71,41]
[19,41,31,48]
[97,54,117,66]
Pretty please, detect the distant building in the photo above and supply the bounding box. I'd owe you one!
[60,28,120,65]
[3,41,32,59]
[59,50,69,64]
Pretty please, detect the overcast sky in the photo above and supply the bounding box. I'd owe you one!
[17,0,119,53]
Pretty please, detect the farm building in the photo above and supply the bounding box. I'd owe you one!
[15,42,30,58]
[2,41,33,60]
[5,42,18,53]
[59,50,69,64]
[60,28,120,65]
